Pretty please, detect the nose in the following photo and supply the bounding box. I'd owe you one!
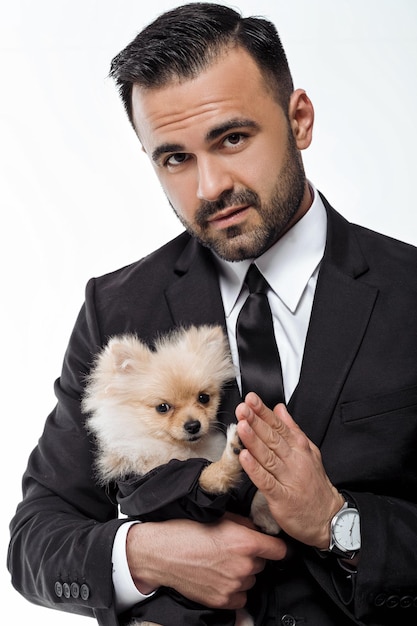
[184,419,201,435]
[197,156,234,202]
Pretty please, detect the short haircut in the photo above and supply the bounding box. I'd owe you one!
[109,2,294,124]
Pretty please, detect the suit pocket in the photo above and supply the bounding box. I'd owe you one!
[335,386,417,494]
[341,385,417,423]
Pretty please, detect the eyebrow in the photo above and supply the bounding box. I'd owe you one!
[205,118,259,142]
[151,118,259,164]
[152,142,184,163]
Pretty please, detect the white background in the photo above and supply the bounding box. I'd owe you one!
[2,0,417,622]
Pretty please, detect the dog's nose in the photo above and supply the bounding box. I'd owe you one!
[184,420,201,435]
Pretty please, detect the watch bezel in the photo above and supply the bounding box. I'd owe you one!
[329,502,361,559]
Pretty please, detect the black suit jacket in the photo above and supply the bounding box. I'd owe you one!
[8,195,417,625]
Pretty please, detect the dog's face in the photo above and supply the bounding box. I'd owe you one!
[83,325,236,447]
[142,377,221,444]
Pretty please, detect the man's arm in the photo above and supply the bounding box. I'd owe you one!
[236,393,417,624]
[8,278,286,622]
[125,514,286,610]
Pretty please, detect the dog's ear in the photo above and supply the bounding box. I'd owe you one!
[193,325,230,355]
[187,325,236,384]
[199,325,225,347]
[106,334,152,372]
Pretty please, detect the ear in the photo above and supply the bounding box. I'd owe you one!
[288,89,314,151]
[106,335,151,372]
[197,325,236,382]
[199,324,225,347]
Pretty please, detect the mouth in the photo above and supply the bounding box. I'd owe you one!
[207,205,251,230]
[187,434,202,443]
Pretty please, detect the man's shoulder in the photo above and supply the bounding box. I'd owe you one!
[352,221,417,266]
[323,192,417,262]
[92,230,194,291]
[348,220,417,294]
[82,231,219,338]
[321,195,417,297]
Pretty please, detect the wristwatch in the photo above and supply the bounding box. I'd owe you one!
[328,501,361,559]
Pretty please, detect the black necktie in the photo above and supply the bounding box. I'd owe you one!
[236,264,285,408]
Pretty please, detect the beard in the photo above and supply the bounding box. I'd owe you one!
[169,129,307,262]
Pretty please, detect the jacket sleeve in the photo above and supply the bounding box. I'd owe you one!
[351,490,417,623]
[304,489,417,625]
[7,279,125,623]
[117,458,256,523]
[117,459,229,522]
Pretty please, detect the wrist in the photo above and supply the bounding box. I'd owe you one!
[126,523,160,594]
[112,521,157,614]
[315,492,346,550]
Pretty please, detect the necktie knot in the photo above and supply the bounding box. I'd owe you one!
[237,263,285,408]
[245,264,269,295]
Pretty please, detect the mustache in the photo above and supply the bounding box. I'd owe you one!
[195,189,260,226]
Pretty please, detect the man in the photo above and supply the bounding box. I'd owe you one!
[8,3,417,625]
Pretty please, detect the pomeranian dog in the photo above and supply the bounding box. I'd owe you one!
[82,324,279,626]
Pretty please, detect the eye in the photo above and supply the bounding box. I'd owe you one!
[155,403,171,414]
[198,393,210,405]
[165,153,190,168]
[223,133,246,148]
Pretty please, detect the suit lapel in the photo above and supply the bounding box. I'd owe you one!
[165,238,225,327]
[288,201,379,446]
[165,238,241,426]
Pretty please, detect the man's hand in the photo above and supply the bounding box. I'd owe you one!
[126,513,286,609]
[236,393,344,549]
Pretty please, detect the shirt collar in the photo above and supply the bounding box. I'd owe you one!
[214,183,327,316]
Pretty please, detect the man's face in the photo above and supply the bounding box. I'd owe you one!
[132,47,312,261]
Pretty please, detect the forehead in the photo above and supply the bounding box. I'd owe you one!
[131,47,283,151]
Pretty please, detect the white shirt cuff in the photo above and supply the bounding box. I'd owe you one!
[112,521,156,614]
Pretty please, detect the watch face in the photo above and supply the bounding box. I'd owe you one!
[333,508,361,551]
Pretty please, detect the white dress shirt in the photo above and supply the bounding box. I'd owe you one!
[111,184,328,611]
[215,184,327,402]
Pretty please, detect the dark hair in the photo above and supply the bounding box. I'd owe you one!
[109,2,294,124]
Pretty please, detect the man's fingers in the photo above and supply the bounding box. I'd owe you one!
[273,402,304,433]
[237,393,291,435]
[243,392,286,427]
[253,530,287,561]
[236,399,291,465]
[239,446,278,494]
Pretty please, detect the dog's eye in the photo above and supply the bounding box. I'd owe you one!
[198,393,210,405]
[155,403,171,414]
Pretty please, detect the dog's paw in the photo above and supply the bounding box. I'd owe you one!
[199,423,244,494]
[250,490,281,535]
[235,608,255,626]
[226,423,243,456]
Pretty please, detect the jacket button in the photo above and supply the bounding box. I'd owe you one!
[281,615,297,626]
[54,582,63,598]
[71,582,80,599]
[374,593,386,607]
[400,595,413,608]
[386,595,399,608]
[63,582,71,599]
[80,583,90,601]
